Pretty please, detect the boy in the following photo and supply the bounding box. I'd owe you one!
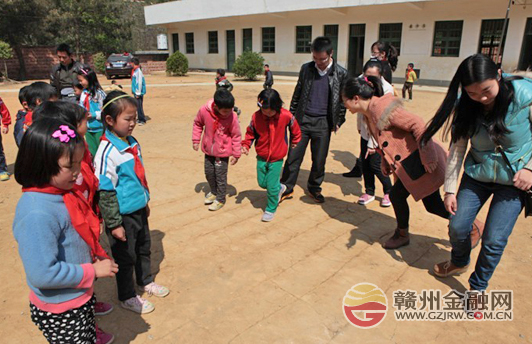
[402,63,417,101]
[23,81,58,131]
[13,86,29,147]
[0,96,11,181]
[105,80,123,93]
[263,64,273,90]
[215,69,233,92]
[131,57,147,125]
[192,89,241,211]
[241,89,301,221]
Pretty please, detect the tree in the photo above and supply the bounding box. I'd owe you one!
[0,0,47,80]
[166,51,188,76]
[0,41,14,81]
[232,51,265,80]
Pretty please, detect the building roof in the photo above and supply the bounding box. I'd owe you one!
[144,0,435,26]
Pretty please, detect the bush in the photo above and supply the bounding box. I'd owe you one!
[232,51,264,80]
[166,51,188,76]
[92,52,106,74]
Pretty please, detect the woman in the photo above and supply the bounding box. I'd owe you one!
[371,41,398,84]
[421,54,532,291]
[341,76,482,250]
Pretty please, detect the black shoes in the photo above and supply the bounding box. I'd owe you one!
[342,164,362,178]
[309,190,325,203]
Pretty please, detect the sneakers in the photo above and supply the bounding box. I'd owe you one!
[204,192,217,205]
[96,325,114,344]
[381,194,392,207]
[143,282,170,298]
[120,295,154,314]
[433,260,469,278]
[279,189,294,203]
[208,200,225,211]
[0,172,10,181]
[309,190,325,203]
[278,184,287,204]
[261,211,275,222]
[358,194,375,205]
[137,121,146,126]
[94,301,114,316]
[343,164,362,178]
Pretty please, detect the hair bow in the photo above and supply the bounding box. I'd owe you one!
[52,125,76,143]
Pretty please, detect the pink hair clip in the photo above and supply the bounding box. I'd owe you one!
[80,68,89,75]
[364,76,369,83]
[52,125,76,143]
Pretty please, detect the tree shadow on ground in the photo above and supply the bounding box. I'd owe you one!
[194,182,238,198]
[293,167,467,292]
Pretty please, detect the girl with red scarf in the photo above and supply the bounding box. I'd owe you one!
[12,118,118,344]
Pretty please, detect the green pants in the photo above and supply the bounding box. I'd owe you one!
[85,130,103,158]
[257,157,284,213]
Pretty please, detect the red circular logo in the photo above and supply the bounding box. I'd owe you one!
[343,283,388,329]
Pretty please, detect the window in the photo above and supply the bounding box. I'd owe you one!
[243,28,252,52]
[172,33,179,52]
[478,19,508,64]
[296,26,312,53]
[432,21,463,57]
[324,25,338,60]
[208,31,218,54]
[262,27,275,53]
[185,32,194,54]
[379,23,402,55]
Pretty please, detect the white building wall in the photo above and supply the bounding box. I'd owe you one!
[154,0,532,83]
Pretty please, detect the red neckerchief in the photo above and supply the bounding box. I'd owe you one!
[22,185,109,260]
[131,64,140,78]
[215,76,227,85]
[81,90,91,112]
[101,133,149,192]
[24,110,33,127]
[74,142,99,215]
[210,103,222,137]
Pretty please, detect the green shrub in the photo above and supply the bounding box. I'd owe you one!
[92,52,106,74]
[232,50,264,80]
[166,51,188,76]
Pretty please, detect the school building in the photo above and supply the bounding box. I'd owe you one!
[144,0,532,85]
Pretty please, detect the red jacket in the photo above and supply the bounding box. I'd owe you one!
[242,108,301,162]
[0,97,12,127]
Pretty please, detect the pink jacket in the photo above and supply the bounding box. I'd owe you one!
[366,94,448,201]
[192,99,242,158]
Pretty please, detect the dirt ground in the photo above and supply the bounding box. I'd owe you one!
[0,72,531,343]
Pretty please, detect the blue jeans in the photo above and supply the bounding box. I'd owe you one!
[449,174,523,291]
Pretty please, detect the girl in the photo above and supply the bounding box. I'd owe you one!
[78,66,107,157]
[13,118,118,344]
[421,54,532,291]
[342,76,483,250]
[241,89,301,222]
[192,89,242,211]
[370,41,398,84]
[33,102,115,344]
[356,60,393,207]
[94,91,169,314]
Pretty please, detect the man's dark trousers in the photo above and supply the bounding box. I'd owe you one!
[281,114,331,194]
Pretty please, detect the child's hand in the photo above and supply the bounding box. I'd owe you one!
[146,204,151,217]
[241,146,249,155]
[230,156,239,165]
[193,143,199,151]
[1,126,8,135]
[93,258,119,278]
[111,226,127,242]
[291,143,298,149]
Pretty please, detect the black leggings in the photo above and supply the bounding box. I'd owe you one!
[390,179,449,229]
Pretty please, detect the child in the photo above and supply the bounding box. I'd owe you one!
[23,81,58,131]
[94,91,169,314]
[131,57,147,125]
[32,102,115,344]
[12,118,118,344]
[402,63,417,101]
[14,86,28,147]
[74,82,84,102]
[0,95,11,181]
[263,64,274,90]
[105,80,123,93]
[215,68,241,116]
[192,89,242,211]
[241,89,301,221]
[78,66,107,157]
[355,60,393,207]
